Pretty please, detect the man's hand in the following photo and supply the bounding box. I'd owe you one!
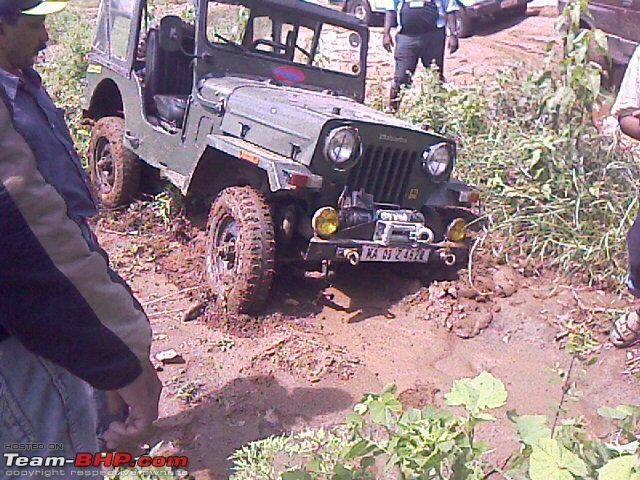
[383,33,394,53]
[102,359,162,451]
[448,34,459,54]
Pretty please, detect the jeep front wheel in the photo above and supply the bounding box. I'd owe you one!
[89,116,141,208]
[205,186,275,314]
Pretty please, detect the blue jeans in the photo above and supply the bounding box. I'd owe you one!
[0,337,99,479]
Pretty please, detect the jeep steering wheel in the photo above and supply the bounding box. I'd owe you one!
[252,38,288,55]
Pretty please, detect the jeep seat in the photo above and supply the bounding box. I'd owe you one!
[143,19,195,128]
[153,94,188,125]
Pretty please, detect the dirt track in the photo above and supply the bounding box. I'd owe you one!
[95,8,640,479]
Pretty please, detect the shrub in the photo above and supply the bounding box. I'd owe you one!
[389,0,639,289]
[230,372,640,479]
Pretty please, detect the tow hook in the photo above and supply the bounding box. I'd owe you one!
[321,259,335,280]
[345,249,360,266]
[440,251,456,266]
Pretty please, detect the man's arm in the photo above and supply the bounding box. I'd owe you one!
[619,111,640,141]
[612,46,640,139]
[445,12,459,54]
[383,10,395,52]
[0,100,160,445]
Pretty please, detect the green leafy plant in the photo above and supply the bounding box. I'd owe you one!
[387,0,638,293]
[231,373,640,480]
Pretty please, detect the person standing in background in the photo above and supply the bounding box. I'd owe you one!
[382,0,459,111]
[608,45,640,348]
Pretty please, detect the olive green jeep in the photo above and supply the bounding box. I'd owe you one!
[83,0,479,314]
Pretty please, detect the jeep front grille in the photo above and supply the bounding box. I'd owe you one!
[347,145,419,205]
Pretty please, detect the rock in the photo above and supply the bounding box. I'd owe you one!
[155,348,186,364]
[182,301,206,322]
[492,266,520,297]
[458,288,479,299]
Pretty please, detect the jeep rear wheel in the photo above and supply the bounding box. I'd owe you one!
[89,117,141,207]
[205,186,276,314]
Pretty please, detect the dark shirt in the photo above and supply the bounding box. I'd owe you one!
[0,67,97,221]
[399,1,439,35]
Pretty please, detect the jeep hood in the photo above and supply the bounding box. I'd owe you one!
[199,77,423,166]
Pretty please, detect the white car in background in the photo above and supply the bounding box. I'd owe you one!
[339,0,529,36]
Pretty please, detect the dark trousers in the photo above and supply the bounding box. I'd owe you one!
[392,27,446,90]
[628,210,640,297]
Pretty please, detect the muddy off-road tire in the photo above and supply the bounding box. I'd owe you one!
[89,117,141,207]
[456,9,474,39]
[205,186,276,315]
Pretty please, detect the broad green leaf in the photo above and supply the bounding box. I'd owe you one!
[382,383,397,395]
[438,440,454,452]
[360,456,375,469]
[346,413,364,427]
[513,415,552,446]
[399,407,421,424]
[606,442,639,455]
[530,437,588,480]
[281,470,313,480]
[598,405,640,420]
[331,465,352,480]
[444,372,507,413]
[381,392,402,411]
[474,412,496,422]
[597,455,639,480]
[345,439,376,459]
[354,403,368,415]
[617,405,640,416]
[368,400,391,425]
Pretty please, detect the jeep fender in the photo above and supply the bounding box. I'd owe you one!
[186,134,323,197]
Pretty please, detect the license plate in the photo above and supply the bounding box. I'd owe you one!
[361,246,430,263]
[502,0,519,7]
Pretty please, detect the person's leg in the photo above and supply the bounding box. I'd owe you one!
[0,337,99,479]
[418,27,446,81]
[627,211,640,297]
[610,210,640,347]
[391,34,420,111]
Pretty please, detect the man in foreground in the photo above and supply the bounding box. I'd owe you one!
[382,0,459,111]
[608,45,640,348]
[0,1,161,476]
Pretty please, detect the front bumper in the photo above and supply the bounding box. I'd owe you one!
[304,237,469,266]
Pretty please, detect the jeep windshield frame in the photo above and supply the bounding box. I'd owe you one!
[197,0,369,101]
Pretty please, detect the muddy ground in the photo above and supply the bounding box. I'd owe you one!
[94,7,640,480]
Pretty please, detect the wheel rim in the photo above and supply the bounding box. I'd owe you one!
[94,137,115,194]
[209,214,238,294]
[353,4,367,21]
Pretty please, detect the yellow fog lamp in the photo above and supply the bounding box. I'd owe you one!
[312,207,340,239]
[446,218,467,242]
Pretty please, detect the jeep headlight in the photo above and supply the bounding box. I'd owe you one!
[422,142,454,182]
[324,126,361,169]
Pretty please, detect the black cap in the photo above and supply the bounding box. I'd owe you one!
[0,1,68,16]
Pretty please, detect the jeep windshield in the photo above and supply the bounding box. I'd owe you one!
[201,0,368,101]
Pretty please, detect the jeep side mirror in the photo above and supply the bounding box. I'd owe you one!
[159,15,184,53]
